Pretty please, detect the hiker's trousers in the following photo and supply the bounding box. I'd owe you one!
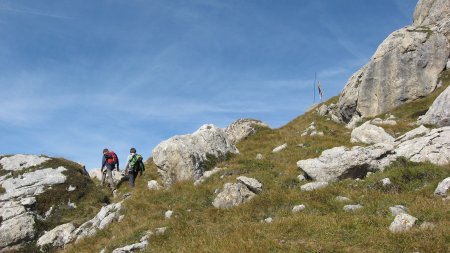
[101,167,115,190]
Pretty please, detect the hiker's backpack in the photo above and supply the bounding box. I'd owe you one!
[129,154,143,171]
[105,151,118,165]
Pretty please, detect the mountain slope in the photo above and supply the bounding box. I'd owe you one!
[63,71,450,253]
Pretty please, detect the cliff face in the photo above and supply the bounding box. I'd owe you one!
[336,0,450,122]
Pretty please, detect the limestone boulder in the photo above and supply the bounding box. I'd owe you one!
[389,213,417,233]
[300,182,329,191]
[419,86,450,126]
[297,144,395,182]
[224,119,269,144]
[434,177,450,197]
[395,127,450,165]
[395,125,430,143]
[212,182,256,209]
[350,121,395,144]
[237,176,263,193]
[36,223,76,250]
[152,124,238,186]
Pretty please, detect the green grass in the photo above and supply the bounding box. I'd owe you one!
[63,74,450,253]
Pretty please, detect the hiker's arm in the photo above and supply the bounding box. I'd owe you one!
[124,155,131,170]
[101,155,106,170]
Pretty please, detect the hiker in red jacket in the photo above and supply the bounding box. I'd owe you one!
[101,148,120,191]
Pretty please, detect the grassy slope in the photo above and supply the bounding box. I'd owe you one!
[64,71,450,253]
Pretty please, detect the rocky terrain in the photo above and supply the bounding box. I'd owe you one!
[2,0,450,252]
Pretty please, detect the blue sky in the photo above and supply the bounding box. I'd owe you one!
[0,0,417,170]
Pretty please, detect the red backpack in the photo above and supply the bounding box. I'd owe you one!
[105,151,118,165]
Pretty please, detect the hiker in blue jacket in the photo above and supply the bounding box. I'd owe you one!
[124,147,145,188]
[101,148,119,191]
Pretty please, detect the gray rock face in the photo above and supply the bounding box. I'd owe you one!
[36,223,76,250]
[297,144,395,182]
[351,122,395,145]
[419,86,450,126]
[0,154,50,171]
[300,182,329,191]
[212,182,256,209]
[338,26,450,121]
[89,169,125,183]
[224,119,269,144]
[153,124,238,186]
[0,212,35,249]
[434,177,450,197]
[389,213,417,233]
[413,0,450,26]
[395,125,430,143]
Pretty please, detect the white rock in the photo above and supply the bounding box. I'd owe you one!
[300,182,329,191]
[389,213,417,233]
[413,0,450,26]
[236,176,263,193]
[297,144,395,182]
[434,177,450,197]
[0,167,67,201]
[292,205,306,213]
[343,204,363,212]
[255,154,263,160]
[395,125,430,143]
[20,197,36,207]
[272,143,288,153]
[36,223,76,249]
[147,180,162,190]
[335,196,351,202]
[112,240,149,253]
[419,85,450,126]
[67,200,77,209]
[263,217,273,223]
[152,124,239,186]
[194,167,224,185]
[0,213,35,249]
[225,119,270,144]
[67,185,76,192]
[72,202,123,242]
[389,205,409,216]
[0,154,50,171]
[213,183,256,209]
[351,122,395,145]
[165,210,173,219]
[381,178,392,186]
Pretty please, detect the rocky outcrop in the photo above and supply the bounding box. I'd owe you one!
[419,86,450,126]
[72,202,123,242]
[272,143,288,153]
[337,0,450,122]
[213,177,263,209]
[298,126,450,182]
[224,119,269,144]
[394,126,450,165]
[350,122,395,144]
[413,0,450,27]
[153,124,238,186]
[297,144,395,182]
[0,167,67,201]
[89,168,126,183]
[36,223,76,250]
[0,154,49,171]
